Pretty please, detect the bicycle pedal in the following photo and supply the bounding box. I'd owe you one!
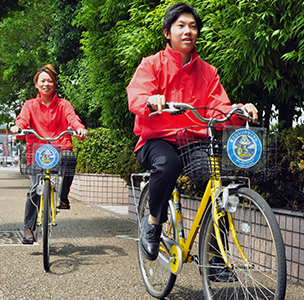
[53,223,58,226]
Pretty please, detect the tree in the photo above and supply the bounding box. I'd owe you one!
[1,0,303,132]
[72,0,164,132]
[0,0,53,125]
[0,0,85,126]
[0,0,24,19]
[194,0,304,130]
[47,0,83,76]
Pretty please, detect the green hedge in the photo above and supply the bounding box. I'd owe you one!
[72,127,143,185]
[255,125,304,211]
[73,125,304,211]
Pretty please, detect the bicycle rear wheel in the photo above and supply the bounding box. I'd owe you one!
[199,187,286,300]
[137,183,176,299]
[43,178,51,272]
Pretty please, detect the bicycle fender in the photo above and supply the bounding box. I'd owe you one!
[224,183,246,194]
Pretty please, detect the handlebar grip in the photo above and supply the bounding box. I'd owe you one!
[147,102,169,109]
[239,107,252,121]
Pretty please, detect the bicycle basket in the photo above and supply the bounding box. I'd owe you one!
[25,144,77,177]
[176,126,277,185]
[176,125,220,186]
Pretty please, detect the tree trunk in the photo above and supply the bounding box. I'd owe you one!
[278,99,294,130]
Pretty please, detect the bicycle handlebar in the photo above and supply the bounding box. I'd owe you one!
[148,102,251,126]
[17,126,79,142]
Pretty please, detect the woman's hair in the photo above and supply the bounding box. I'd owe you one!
[163,2,202,45]
[33,64,57,86]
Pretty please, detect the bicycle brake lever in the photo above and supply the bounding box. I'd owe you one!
[148,102,181,117]
[170,109,186,116]
[233,105,252,122]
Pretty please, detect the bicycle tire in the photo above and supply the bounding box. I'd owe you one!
[43,178,51,272]
[137,183,176,299]
[199,187,286,300]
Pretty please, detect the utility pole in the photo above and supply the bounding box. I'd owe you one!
[4,122,8,167]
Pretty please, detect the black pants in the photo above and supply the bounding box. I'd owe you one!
[136,139,183,224]
[24,151,76,232]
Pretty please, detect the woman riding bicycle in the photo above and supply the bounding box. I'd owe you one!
[10,64,87,244]
[127,2,258,265]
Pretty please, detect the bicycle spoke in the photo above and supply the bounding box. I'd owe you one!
[199,188,286,300]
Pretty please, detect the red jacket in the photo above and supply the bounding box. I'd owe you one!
[127,44,245,152]
[15,93,85,163]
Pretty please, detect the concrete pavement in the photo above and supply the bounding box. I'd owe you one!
[0,166,303,299]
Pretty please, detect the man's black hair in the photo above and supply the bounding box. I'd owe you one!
[163,2,203,45]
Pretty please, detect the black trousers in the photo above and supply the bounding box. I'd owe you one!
[136,139,183,224]
[24,151,76,232]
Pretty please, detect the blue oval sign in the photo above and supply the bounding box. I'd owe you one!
[227,128,262,168]
[35,145,59,169]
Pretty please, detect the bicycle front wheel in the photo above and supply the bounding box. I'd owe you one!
[199,187,286,300]
[137,183,176,299]
[43,178,51,272]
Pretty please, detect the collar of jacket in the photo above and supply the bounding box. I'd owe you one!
[36,92,59,108]
[164,43,199,68]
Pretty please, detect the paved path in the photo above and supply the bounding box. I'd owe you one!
[0,166,303,299]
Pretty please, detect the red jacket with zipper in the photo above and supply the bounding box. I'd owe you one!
[127,44,245,153]
[15,92,85,164]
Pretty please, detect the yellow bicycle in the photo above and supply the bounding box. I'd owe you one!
[18,127,79,272]
[131,103,286,299]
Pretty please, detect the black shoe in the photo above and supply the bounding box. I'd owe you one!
[22,227,35,244]
[22,236,35,244]
[209,256,238,282]
[140,215,162,261]
[57,200,70,209]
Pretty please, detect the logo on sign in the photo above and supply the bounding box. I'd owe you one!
[227,128,262,168]
[35,145,59,169]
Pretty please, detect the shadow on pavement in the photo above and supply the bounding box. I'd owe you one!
[1,217,137,239]
[29,242,128,275]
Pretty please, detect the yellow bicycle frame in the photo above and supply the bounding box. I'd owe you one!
[170,156,251,270]
[36,170,57,227]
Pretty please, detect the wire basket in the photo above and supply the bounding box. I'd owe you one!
[176,126,277,185]
[25,144,77,177]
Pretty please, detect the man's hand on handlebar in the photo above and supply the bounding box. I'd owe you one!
[241,103,258,123]
[147,95,167,114]
[146,98,258,124]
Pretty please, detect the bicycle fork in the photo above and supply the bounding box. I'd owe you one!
[36,176,56,226]
[212,187,252,270]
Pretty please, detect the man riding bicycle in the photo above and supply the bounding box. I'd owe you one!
[127,1,258,272]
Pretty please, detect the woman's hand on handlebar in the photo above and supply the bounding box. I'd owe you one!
[10,125,21,134]
[241,103,258,123]
[76,128,87,139]
[147,95,166,114]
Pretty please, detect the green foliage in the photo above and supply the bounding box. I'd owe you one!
[73,0,134,131]
[195,0,304,129]
[240,125,304,211]
[0,0,24,18]
[115,0,170,82]
[73,127,143,184]
[47,0,83,75]
[1,0,303,131]
[0,0,53,121]
[176,175,203,198]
